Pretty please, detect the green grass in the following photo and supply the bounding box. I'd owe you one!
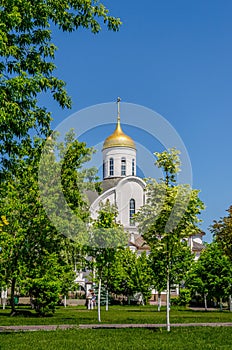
[0,305,231,326]
[1,327,232,350]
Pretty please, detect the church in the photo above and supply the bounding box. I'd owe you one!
[76,98,205,298]
[87,98,204,256]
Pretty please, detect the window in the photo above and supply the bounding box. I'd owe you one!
[103,162,106,178]
[129,198,135,226]
[121,157,126,176]
[109,158,114,176]
[132,159,135,176]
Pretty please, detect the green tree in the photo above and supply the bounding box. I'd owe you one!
[136,148,204,331]
[90,200,128,321]
[0,132,97,314]
[108,248,153,305]
[107,248,137,303]
[0,0,121,169]
[148,241,193,311]
[211,206,232,261]
[186,242,232,311]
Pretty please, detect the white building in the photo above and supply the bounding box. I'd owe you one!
[89,98,204,255]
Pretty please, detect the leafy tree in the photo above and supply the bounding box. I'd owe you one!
[0,132,97,314]
[0,0,121,315]
[186,242,232,310]
[136,148,204,331]
[148,241,193,311]
[0,215,9,287]
[172,288,191,307]
[107,248,137,303]
[133,252,153,304]
[0,0,121,169]
[90,200,128,321]
[23,253,74,316]
[211,206,232,261]
[108,248,153,305]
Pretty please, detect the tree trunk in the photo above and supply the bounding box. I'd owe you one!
[219,297,223,311]
[204,293,208,311]
[106,289,109,311]
[166,269,170,332]
[158,292,161,312]
[10,277,16,315]
[64,295,67,308]
[98,278,101,322]
[229,295,232,312]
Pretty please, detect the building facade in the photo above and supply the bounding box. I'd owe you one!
[89,98,204,255]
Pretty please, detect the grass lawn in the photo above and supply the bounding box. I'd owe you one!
[1,327,232,350]
[0,305,232,326]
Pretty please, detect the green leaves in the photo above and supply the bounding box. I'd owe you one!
[91,200,128,249]
[136,148,204,309]
[211,206,232,261]
[186,242,232,301]
[0,0,121,169]
[154,148,181,185]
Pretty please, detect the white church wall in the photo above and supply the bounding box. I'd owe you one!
[115,177,146,228]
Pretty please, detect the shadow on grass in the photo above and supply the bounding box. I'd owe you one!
[182,308,227,313]
[0,309,55,318]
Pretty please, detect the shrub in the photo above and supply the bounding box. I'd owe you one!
[173,289,191,307]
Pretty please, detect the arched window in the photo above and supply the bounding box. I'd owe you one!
[109,158,114,176]
[103,162,106,178]
[121,157,126,176]
[129,198,135,226]
[132,159,135,176]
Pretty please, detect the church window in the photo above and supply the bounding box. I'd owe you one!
[109,158,114,176]
[103,162,106,178]
[121,157,126,176]
[132,159,135,176]
[129,198,135,226]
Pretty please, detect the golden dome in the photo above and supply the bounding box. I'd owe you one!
[103,119,136,150]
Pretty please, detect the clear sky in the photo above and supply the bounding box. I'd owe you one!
[44,0,232,242]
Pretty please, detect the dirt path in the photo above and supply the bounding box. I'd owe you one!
[1,322,232,332]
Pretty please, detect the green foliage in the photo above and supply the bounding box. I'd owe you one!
[211,206,232,261]
[27,278,61,316]
[0,0,121,317]
[172,289,191,306]
[108,249,153,304]
[186,242,232,302]
[148,241,194,292]
[90,201,128,286]
[91,200,128,250]
[0,0,121,168]
[154,147,181,185]
[136,149,204,296]
[0,131,97,313]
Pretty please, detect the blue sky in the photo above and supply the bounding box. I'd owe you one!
[45,0,232,242]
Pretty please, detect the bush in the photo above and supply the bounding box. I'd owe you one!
[28,278,62,316]
[172,289,191,307]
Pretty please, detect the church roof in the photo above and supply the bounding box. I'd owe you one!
[84,190,99,205]
[101,177,122,192]
[102,97,136,150]
[103,118,136,150]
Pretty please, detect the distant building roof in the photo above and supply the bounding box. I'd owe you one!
[192,241,205,251]
[129,235,150,251]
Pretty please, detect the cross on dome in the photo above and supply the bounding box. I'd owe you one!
[102,97,136,150]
